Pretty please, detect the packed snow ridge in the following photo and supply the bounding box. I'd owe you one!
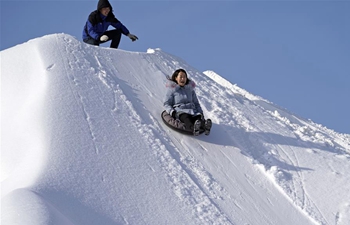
[2,33,350,225]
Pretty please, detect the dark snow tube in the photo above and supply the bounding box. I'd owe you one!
[161,110,204,135]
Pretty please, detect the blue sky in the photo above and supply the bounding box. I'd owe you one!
[1,0,349,134]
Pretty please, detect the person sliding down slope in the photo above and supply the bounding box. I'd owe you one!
[164,69,212,136]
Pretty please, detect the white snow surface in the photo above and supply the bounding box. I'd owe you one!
[2,33,350,225]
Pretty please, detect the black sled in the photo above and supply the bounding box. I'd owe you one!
[161,110,206,135]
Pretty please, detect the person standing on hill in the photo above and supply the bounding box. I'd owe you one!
[82,0,138,49]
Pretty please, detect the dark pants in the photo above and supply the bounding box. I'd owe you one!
[83,29,122,49]
[179,113,202,130]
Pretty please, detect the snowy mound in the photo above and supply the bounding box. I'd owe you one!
[2,33,350,225]
[203,70,262,101]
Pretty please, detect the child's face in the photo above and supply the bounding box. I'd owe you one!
[100,7,110,16]
[176,72,187,86]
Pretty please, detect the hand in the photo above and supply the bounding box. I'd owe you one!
[127,33,138,42]
[100,35,109,42]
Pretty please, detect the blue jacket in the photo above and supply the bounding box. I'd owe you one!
[164,80,203,117]
[82,10,129,41]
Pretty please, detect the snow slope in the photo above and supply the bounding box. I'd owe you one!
[2,33,350,225]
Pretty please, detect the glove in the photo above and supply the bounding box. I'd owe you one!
[100,35,109,42]
[127,33,138,42]
[171,110,176,118]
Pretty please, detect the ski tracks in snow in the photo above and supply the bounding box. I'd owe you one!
[55,35,105,155]
[115,89,232,223]
[116,95,232,223]
[200,71,350,225]
[196,74,328,224]
[52,36,349,224]
[138,115,233,224]
[74,46,234,224]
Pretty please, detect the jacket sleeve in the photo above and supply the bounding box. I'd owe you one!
[108,14,130,35]
[164,88,175,115]
[192,90,203,114]
[86,20,100,40]
[111,21,130,35]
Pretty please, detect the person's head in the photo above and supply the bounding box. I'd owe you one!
[100,7,110,16]
[171,69,189,87]
[97,0,112,16]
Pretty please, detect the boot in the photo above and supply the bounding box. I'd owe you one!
[193,120,201,136]
[204,119,212,135]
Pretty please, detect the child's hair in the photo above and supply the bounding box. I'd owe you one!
[167,68,190,85]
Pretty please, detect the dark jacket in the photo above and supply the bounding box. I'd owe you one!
[82,0,129,40]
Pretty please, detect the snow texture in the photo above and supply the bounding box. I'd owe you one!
[2,34,350,225]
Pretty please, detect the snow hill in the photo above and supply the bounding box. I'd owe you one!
[2,33,350,225]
